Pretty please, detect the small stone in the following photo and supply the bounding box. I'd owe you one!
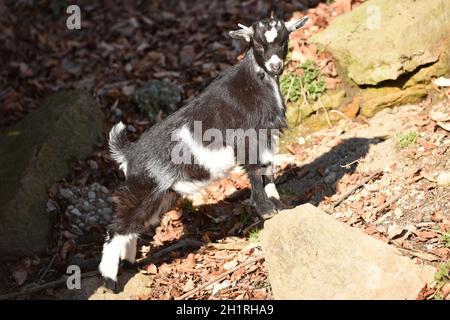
[101,207,113,216]
[106,196,114,203]
[70,208,82,217]
[46,200,59,212]
[60,188,73,200]
[324,172,336,184]
[87,217,97,225]
[69,225,83,236]
[98,198,105,204]
[297,137,306,145]
[394,208,403,218]
[82,201,90,211]
[87,191,96,200]
[101,186,109,194]
[437,172,450,186]
[113,107,123,117]
[87,160,99,170]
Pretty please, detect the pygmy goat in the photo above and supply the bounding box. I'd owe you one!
[99,16,309,292]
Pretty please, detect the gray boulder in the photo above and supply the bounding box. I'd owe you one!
[0,90,104,259]
[260,204,435,299]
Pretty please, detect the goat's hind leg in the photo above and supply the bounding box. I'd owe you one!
[99,232,137,293]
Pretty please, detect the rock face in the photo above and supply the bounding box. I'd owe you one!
[260,204,435,300]
[0,91,104,259]
[309,0,450,117]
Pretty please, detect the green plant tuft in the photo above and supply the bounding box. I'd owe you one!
[397,131,417,148]
[281,60,326,103]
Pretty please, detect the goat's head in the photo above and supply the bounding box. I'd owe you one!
[230,16,308,76]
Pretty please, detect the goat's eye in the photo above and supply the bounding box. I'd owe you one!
[254,43,263,51]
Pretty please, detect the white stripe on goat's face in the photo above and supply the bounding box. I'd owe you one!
[264,27,278,43]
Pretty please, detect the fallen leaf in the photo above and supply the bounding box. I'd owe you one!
[387,224,405,239]
[13,269,28,286]
[437,121,450,132]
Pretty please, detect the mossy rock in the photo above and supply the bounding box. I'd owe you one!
[360,85,428,117]
[0,90,104,259]
[285,89,346,127]
[310,0,450,86]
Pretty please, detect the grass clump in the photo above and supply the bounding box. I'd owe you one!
[397,131,417,148]
[281,59,326,103]
[248,228,260,242]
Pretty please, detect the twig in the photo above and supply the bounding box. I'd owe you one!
[372,193,402,215]
[35,254,57,285]
[284,76,295,104]
[175,255,265,300]
[330,109,354,123]
[0,271,98,301]
[332,171,382,208]
[320,100,332,128]
[136,239,203,266]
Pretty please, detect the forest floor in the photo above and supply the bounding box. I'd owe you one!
[1,0,449,300]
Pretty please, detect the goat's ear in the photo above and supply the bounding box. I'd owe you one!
[229,24,254,42]
[285,16,309,33]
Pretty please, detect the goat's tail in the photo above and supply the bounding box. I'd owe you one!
[109,122,130,174]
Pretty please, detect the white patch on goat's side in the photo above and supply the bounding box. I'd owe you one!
[264,27,278,43]
[109,122,128,176]
[99,233,136,280]
[264,182,280,200]
[177,125,235,179]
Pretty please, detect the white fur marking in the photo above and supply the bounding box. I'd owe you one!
[264,55,283,72]
[264,182,280,200]
[178,125,235,179]
[120,234,137,263]
[109,122,128,176]
[99,233,136,280]
[173,180,212,195]
[260,149,274,165]
[264,27,277,43]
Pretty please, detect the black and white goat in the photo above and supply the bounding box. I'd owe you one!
[99,16,309,292]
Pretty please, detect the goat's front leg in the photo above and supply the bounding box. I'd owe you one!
[262,168,283,211]
[248,167,279,220]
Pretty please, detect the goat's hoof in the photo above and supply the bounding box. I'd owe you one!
[256,202,278,220]
[102,277,118,294]
[269,197,284,211]
[122,260,138,272]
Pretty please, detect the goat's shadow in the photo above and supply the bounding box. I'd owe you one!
[72,137,380,298]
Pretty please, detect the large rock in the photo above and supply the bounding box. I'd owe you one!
[260,204,435,299]
[310,0,450,86]
[0,91,104,259]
